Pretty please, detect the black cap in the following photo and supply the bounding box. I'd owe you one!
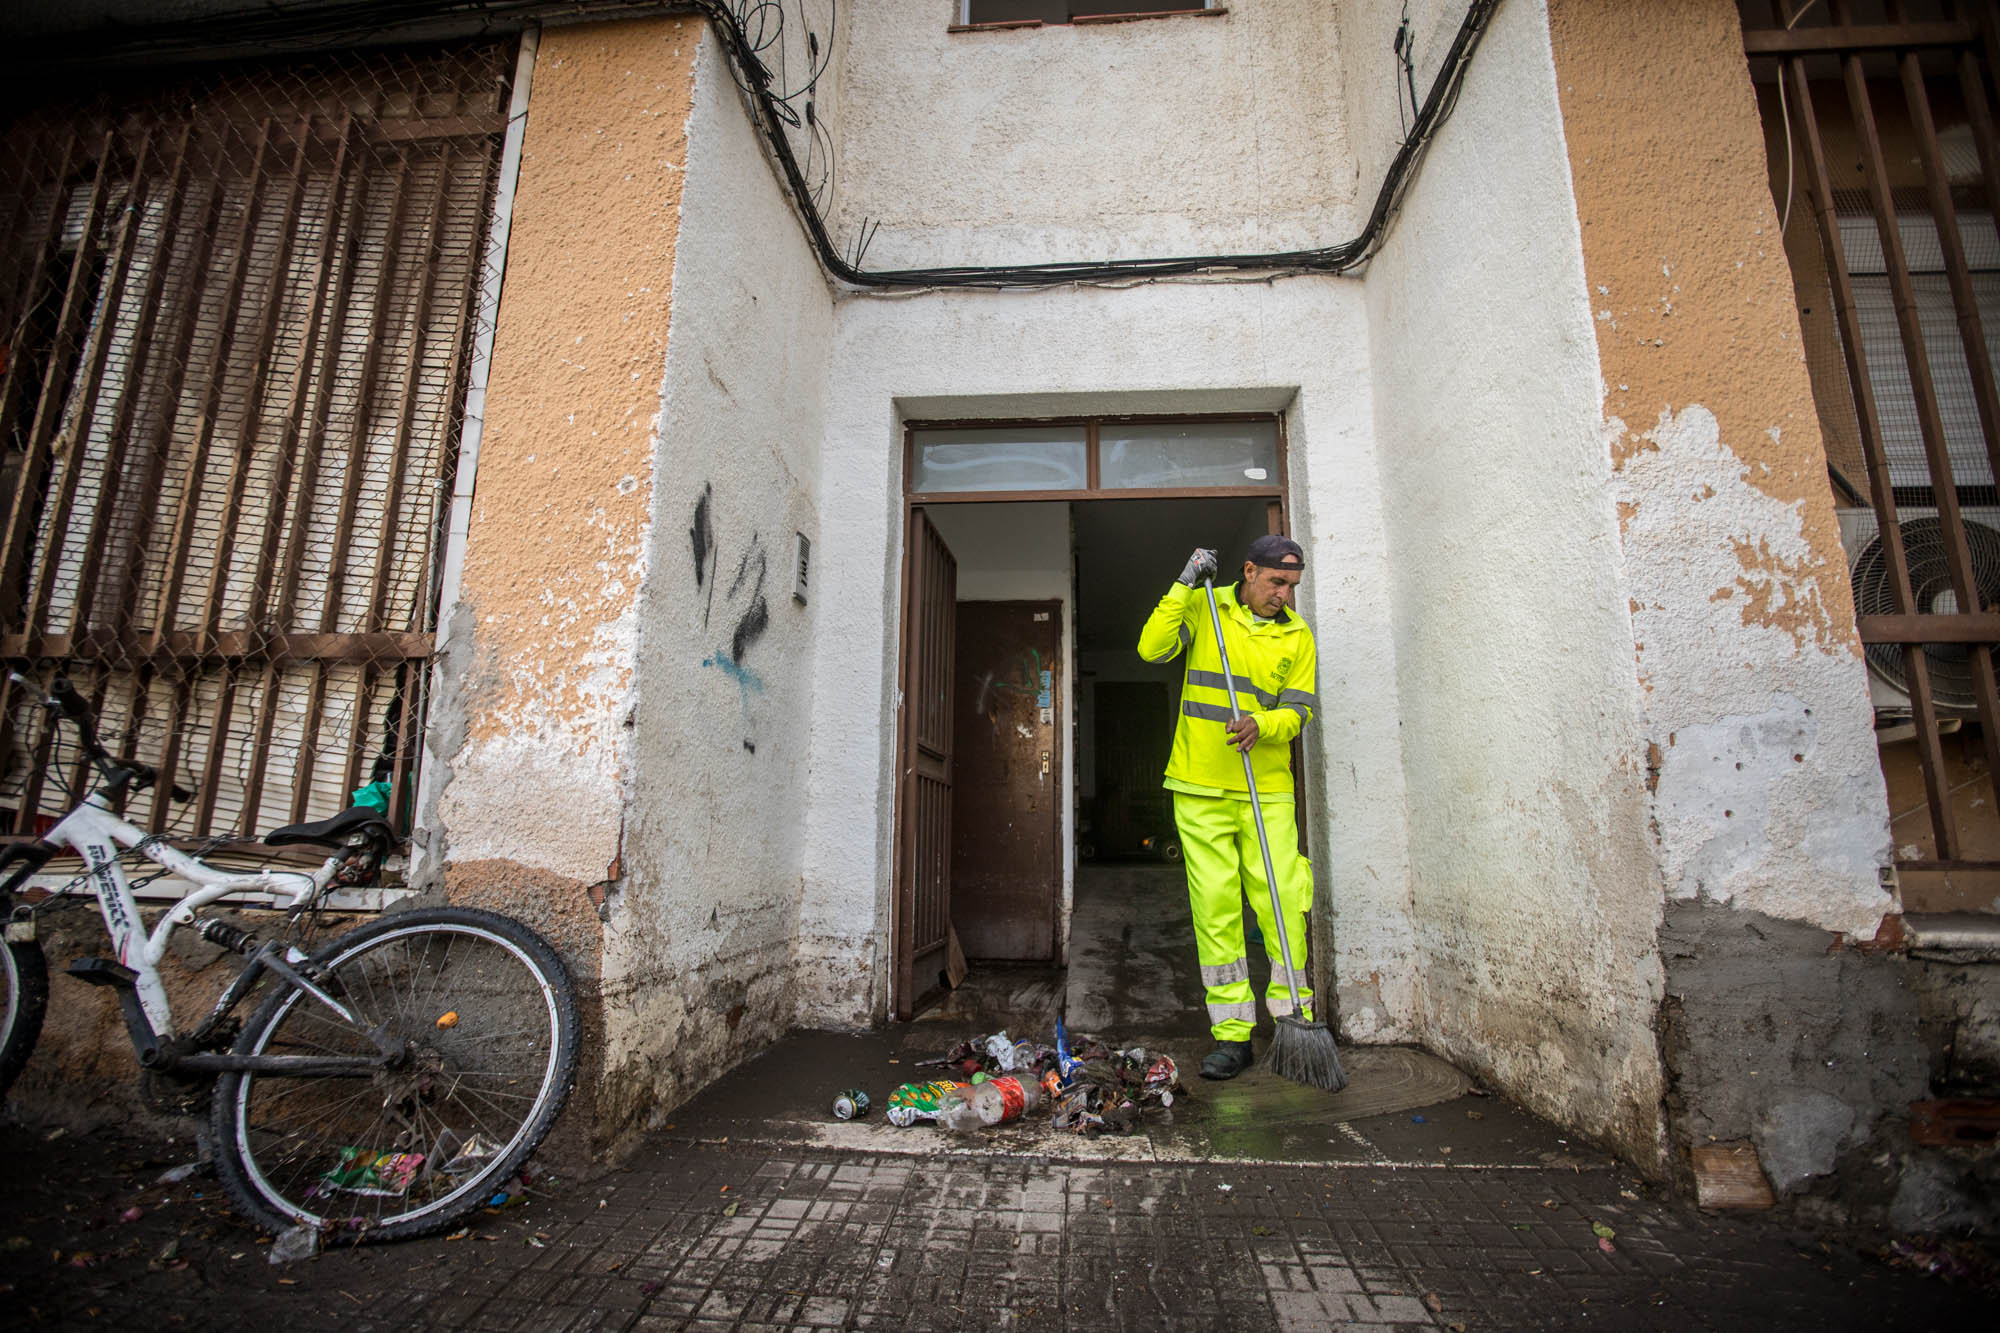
[1246,534,1304,570]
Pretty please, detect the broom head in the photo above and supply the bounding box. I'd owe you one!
[1264,1014,1348,1093]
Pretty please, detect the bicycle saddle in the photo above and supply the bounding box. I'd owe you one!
[264,806,395,848]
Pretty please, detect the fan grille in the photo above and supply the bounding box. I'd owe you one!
[1853,516,2000,710]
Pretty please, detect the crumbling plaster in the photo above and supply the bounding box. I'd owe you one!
[598,24,833,1139]
[1545,0,1891,939]
[828,1,1352,270]
[435,17,701,900]
[1360,0,1666,1169]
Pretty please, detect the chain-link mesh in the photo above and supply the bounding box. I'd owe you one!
[0,40,513,846]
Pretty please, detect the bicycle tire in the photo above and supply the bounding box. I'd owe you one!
[0,933,49,1101]
[210,906,581,1242]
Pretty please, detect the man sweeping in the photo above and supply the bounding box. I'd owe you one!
[1137,535,1329,1083]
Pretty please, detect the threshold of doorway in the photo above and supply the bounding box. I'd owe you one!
[657,1028,1612,1172]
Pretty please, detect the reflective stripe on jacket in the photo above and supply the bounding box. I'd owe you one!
[1135,581,1317,796]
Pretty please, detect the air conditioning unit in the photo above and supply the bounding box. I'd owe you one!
[1837,506,2000,718]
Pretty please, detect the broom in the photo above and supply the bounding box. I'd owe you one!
[1201,576,1348,1093]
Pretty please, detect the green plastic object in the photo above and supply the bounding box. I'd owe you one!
[351,780,391,815]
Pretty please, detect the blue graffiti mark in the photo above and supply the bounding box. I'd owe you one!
[704,653,766,753]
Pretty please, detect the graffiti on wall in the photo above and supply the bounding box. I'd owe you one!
[691,483,772,753]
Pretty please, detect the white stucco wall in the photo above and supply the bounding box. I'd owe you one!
[828,1,1352,270]
[798,282,1410,1028]
[1335,0,1464,217]
[601,27,834,1110]
[1360,0,1667,1159]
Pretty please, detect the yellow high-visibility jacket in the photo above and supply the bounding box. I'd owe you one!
[1136,581,1318,799]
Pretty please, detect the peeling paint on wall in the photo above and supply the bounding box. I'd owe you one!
[436,17,700,895]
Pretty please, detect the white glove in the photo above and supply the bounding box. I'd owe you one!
[1177,548,1219,586]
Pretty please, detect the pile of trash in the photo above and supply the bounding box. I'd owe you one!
[835,1020,1186,1137]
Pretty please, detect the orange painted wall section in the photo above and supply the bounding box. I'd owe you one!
[457,18,700,748]
[1547,0,1859,660]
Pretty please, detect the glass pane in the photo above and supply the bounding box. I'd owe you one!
[1099,421,1279,489]
[911,426,1088,493]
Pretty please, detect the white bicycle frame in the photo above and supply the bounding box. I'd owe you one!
[42,793,335,1039]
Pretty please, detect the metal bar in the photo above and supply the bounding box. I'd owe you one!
[109,137,228,651]
[68,125,196,636]
[23,128,160,641]
[414,145,493,626]
[363,157,453,636]
[1791,61,1960,858]
[192,116,315,646]
[270,131,370,825]
[168,1053,384,1077]
[318,156,412,634]
[1894,859,2000,872]
[146,675,192,832]
[365,114,508,143]
[12,684,58,836]
[0,131,119,633]
[194,664,238,834]
[150,118,277,656]
[187,120,316,835]
[249,113,356,629]
[239,115,359,835]
[1742,21,1976,54]
[1859,613,2000,644]
[1845,47,2000,849]
[387,661,421,831]
[0,132,80,462]
[0,628,433,664]
[1895,42,2000,793]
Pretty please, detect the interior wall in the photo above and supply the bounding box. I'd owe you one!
[923,500,1077,953]
[1360,0,1669,1169]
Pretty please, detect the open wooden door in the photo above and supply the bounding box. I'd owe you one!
[951,600,1062,961]
[893,508,957,1019]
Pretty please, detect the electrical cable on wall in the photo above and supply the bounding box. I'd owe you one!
[6,0,1506,292]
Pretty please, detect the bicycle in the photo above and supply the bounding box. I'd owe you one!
[0,673,581,1243]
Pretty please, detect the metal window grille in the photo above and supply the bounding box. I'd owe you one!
[0,41,512,848]
[1746,0,2000,867]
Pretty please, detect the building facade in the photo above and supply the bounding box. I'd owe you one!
[2,1,1993,1230]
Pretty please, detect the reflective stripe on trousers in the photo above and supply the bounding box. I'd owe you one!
[1173,790,1314,1041]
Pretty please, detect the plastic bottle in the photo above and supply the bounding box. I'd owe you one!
[939,1074,1042,1130]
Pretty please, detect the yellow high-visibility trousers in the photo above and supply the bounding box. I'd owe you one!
[1173,791,1314,1041]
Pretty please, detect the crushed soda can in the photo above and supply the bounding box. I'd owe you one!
[320,1147,425,1197]
[832,1089,871,1121]
[884,1080,967,1127]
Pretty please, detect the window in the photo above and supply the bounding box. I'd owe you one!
[960,2,1213,28]
[0,44,510,845]
[907,417,1282,498]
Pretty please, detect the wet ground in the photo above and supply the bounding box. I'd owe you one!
[3,1094,1994,1331]
[3,865,1996,1326]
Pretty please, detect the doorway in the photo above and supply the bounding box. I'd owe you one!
[895,494,1293,1018]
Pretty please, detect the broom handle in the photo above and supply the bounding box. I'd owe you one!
[1201,578,1306,1016]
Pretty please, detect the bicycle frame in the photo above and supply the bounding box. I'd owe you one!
[42,792,333,1041]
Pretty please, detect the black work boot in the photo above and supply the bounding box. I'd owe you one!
[1199,1040,1255,1080]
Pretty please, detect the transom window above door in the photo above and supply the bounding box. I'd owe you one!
[907,417,1282,499]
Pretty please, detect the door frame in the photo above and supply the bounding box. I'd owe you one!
[891,412,1293,1020]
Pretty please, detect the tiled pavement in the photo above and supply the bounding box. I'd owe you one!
[3,1129,1991,1331]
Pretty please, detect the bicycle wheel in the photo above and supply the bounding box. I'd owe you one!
[211,906,580,1241]
[0,932,49,1100]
